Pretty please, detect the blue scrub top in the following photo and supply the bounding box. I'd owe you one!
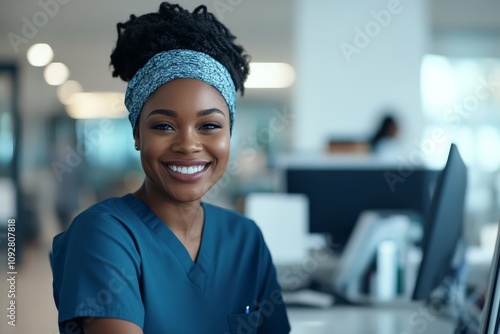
[51,194,291,334]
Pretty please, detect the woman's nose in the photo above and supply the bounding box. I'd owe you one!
[171,129,202,154]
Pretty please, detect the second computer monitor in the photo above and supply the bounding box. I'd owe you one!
[286,162,438,251]
[412,143,467,300]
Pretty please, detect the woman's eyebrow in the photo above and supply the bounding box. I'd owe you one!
[146,108,225,118]
[147,109,177,118]
[197,108,226,118]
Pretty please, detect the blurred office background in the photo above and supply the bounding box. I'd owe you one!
[1,0,500,333]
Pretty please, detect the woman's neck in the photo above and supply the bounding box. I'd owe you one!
[132,183,204,241]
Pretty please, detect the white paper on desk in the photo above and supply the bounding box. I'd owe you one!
[282,289,334,308]
[245,193,309,265]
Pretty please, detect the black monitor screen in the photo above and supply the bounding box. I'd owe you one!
[412,143,467,300]
[286,165,438,251]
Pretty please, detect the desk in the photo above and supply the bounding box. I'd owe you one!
[287,304,456,334]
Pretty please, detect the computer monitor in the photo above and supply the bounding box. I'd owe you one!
[412,143,467,300]
[285,161,438,251]
[479,222,500,334]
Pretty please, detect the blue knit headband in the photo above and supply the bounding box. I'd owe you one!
[125,49,236,131]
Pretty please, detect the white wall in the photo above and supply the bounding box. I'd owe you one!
[292,0,430,153]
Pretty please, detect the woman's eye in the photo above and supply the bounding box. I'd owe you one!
[201,123,222,130]
[152,123,173,131]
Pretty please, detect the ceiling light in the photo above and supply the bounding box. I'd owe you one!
[57,80,83,105]
[245,62,296,89]
[65,92,127,119]
[44,62,70,86]
[26,43,54,67]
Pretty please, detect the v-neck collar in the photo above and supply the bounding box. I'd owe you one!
[121,193,213,291]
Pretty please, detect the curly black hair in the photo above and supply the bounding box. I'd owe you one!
[110,2,250,97]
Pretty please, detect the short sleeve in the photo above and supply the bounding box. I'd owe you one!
[254,225,291,333]
[51,207,144,333]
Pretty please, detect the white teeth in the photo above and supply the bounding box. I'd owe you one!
[168,164,205,175]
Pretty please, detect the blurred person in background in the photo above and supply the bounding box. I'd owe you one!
[369,113,400,156]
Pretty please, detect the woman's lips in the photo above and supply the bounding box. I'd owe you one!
[167,164,206,175]
[161,161,210,182]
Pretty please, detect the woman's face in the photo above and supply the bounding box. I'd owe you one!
[135,78,231,204]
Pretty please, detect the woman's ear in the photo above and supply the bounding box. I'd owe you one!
[134,128,140,151]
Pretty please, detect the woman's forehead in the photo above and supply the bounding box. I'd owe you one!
[143,79,229,116]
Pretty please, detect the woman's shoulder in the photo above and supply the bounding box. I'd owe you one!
[202,201,251,222]
[202,202,261,234]
[81,195,129,214]
[72,195,134,223]
[51,195,142,265]
[56,195,137,242]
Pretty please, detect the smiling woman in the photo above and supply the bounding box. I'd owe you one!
[49,2,290,334]
[136,79,230,206]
